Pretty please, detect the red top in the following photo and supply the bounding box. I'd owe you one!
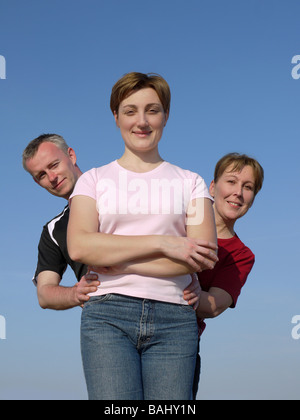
[197,234,255,335]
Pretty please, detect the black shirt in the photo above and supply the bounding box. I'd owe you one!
[33,205,87,285]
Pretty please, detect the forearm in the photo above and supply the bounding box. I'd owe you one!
[38,284,79,310]
[68,231,163,267]
[196,287,233,319]
[121,199,218,278]
[122,257,193,277]
[68,196,164,266]
[195,291,218,318]
[37,270,100,310]
[68,196,218,269]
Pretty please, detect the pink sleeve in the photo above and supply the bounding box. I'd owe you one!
[191,174,212,201]
[70,169,97,201]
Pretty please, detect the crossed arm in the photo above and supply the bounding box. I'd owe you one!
[67,195,218,272]
[40,194,224,312]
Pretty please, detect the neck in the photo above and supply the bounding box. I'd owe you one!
[75,165,83,178]
[65,166,83,201]
[118,148,164,173]
[214,211,236,239]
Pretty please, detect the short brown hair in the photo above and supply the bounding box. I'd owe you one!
[214,153,264,196]
[110,72,171,115]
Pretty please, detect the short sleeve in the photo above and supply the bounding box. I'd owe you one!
[198,236,255,308]
[207,248,255,308]
[70,169,98,201]
[33,226,67,285]
[191,174,212,201]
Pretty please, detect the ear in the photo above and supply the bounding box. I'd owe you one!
[209,180,215,198]
[68,147,77,165]
[114,111,120,128]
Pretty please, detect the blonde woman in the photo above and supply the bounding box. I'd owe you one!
[193,153,264,398]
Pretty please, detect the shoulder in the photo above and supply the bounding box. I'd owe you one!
[165,163,213,203]
[71,162,117,200]
[232,235,254,259]
[82,161,117,178]
[218,234,255,267]
[163,162,210,194]
[75,162,117,187]
[43,205,69,227]
[41,205,69,247]
[204,235,255,308]
[164,162,204,180]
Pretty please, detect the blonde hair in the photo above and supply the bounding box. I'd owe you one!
[214,153,264,196]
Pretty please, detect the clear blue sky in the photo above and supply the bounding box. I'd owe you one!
[0,0,299,400]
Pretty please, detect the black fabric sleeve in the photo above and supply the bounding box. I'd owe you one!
[33,225,67,285]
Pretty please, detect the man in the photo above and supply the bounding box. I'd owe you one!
[23,134,100,310]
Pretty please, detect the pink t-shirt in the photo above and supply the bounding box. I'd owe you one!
[71,160,212,305]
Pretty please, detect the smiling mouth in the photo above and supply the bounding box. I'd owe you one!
[54,179,66,189]
[227,201,242,208]
[133,131,152,136]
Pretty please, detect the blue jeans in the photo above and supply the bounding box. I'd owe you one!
[81,294,198,400]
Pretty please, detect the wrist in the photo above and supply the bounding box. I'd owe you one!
[156,235,170,257]
[70,283,81,306]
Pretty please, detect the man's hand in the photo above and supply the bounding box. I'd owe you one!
[37,271,100,310]
[73,272,100,307]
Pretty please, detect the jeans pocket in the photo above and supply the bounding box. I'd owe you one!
[83,294,113,308]
[178,303,197,317]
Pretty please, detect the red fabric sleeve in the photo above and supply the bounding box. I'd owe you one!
[198,235,255,308]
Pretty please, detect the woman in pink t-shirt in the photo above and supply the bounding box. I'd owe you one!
[67,72,218,400]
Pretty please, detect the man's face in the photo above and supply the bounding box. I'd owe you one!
[25,142,80,199]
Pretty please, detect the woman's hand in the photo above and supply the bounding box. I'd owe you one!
[161,236,218,272]
[89,236,218,278]
[183,273,202,310]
